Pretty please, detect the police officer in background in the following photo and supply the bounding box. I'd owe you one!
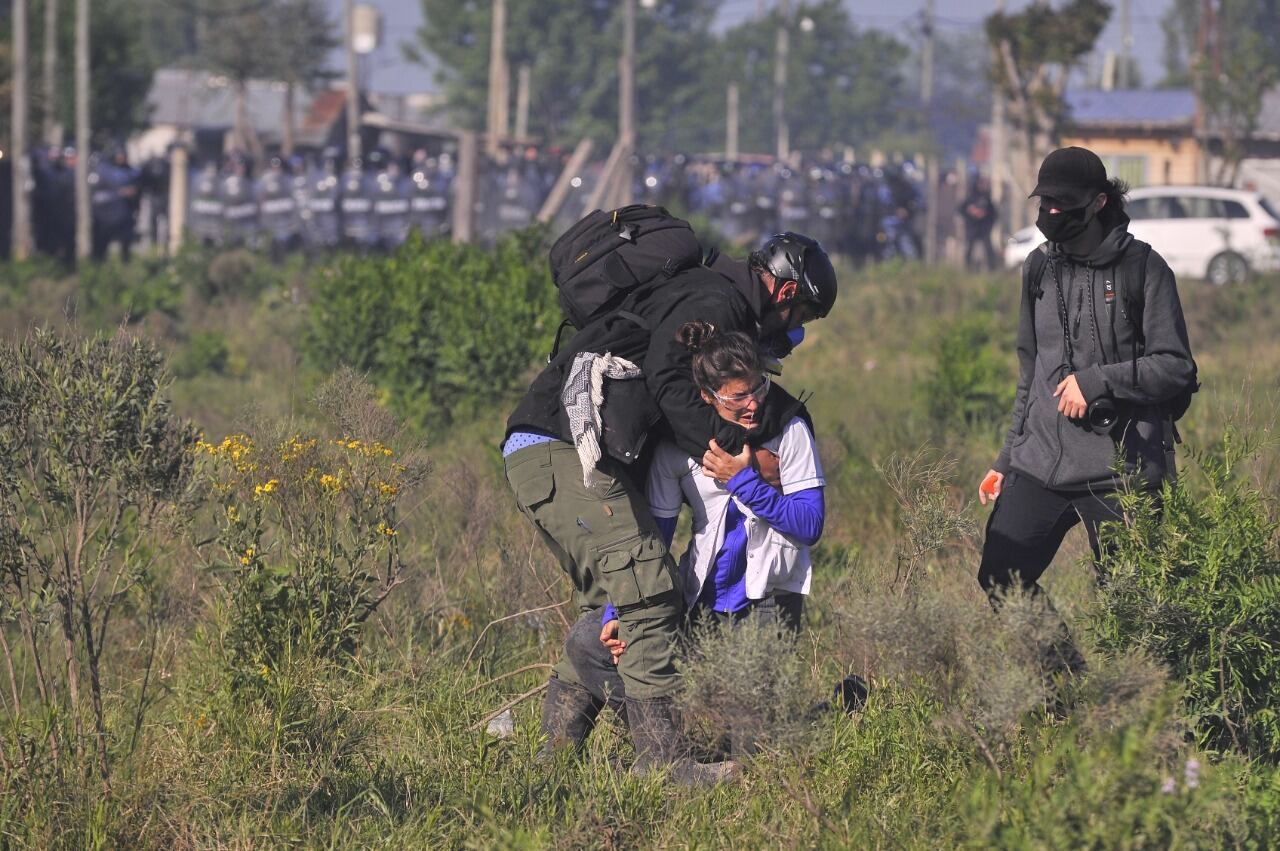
[958,174,999,272]
[256,156,300,259]
[409,149,450,240]
[220,153,258,248]
[372,154,412,250]
[340,156,377,250]
[302,147,343,253]
[89,147,140,262]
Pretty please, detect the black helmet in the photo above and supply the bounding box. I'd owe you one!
[751,232,838,319]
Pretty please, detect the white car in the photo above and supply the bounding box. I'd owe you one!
[1004,185,1280,284]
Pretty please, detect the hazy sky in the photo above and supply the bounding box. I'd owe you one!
[329,0,1174,96]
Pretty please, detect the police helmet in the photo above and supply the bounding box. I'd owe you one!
[750,232,838,319]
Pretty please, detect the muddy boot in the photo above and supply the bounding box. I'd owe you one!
[538,676,602,758]
[626,696,741,787]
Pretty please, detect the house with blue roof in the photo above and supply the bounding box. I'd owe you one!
[1060,87,1280,187]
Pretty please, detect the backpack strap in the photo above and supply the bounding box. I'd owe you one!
[1115,241,1151,389]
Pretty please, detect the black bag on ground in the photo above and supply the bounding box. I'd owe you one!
[548,204,703,330]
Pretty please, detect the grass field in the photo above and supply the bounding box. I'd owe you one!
[1,242,1278,848]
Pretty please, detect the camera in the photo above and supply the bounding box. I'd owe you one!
[1086,397,1118,432]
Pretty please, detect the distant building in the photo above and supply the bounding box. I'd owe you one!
[1060,89,1200,186]
[133,67,455,165]
[1060,87,1280,188]
[133,68,354,163]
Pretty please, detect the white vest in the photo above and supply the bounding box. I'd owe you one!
[647,416,824,607]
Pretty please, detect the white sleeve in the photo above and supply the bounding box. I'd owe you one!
[778,418,825,495]
[646,443,685,518]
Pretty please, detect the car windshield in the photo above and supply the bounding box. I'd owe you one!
[1258,196,1280,222]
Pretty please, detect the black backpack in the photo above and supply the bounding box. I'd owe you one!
[547,205,702,337]
[1027,241,1198,422]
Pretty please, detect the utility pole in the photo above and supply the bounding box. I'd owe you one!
[74,0,89,261]
[773,0,790,162]
[344,0,360,162]
[726,83,740,161]
[1118,0,1132,89]
[453,131,477,243]
[612,0,636,208]
[485,0,508,158]
[514,63,531,141]
[922,0,939,264]
[990,0,1009,239]
[11,0,32,260]
[42,0,59,145]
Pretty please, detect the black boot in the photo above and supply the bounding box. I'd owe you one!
[625,696,741,787]
[539,676,602,756]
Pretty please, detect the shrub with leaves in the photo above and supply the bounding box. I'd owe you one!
[1091,430,1280,759]
[303,228,559,430]
[194,372,429,687]
[921,317,1014,434]
[0,329,198,784]
[677,618,818,756]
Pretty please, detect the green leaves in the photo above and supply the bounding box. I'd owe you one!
[303,229,559,432]
[1092,432,1280,758]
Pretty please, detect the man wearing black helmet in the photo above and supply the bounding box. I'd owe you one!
[503,230,836,784]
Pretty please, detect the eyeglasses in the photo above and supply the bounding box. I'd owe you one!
[710,375,770,411]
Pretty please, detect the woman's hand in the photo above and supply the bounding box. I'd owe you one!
[752,447,782,490]
[978,469,1004,506]
[600,619,626,664]
[701,439,751,484]
[1054,374,1087,419]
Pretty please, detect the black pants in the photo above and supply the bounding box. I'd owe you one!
[964,230,996,272]
[977,472,1147,599]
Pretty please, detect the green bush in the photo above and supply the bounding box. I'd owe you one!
[194,371,429,688]
[1091,431,1280,759]
[171,330,231,378]
[303,228,559,430]
[0,329,198,784]
[922,316,1014,434]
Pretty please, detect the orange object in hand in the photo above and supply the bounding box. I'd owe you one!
[981,473,1001,497]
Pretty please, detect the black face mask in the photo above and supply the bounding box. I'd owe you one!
[1037,201,1095,244]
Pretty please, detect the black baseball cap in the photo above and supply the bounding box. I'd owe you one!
[1029,146,1108,209]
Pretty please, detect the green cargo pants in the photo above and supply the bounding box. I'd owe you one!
[505,440,683,700]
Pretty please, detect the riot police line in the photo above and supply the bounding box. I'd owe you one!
[10,142,933,268]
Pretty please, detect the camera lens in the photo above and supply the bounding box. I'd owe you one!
[1087,398,1117,430]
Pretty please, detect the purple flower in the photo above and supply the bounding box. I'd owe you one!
[1184,759,1201,790]
[1161,776,1177,795]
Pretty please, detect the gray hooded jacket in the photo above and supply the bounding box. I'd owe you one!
[993,221,1197,490]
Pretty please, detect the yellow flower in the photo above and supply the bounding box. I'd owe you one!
[253,479,280,499]
[196,712,208,728]
[257,663,270,678]
[377,481,398,498]
[376,521,398,538]
[239,545,256,565]
[226,504,240,522]
[319,473,345,493]
[279,436,317,462]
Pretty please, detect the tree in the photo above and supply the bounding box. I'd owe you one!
[985,0,1111,201]
[713,0,909,156]
[196,0,278,159]
[1161,0,1280,184]
[270,0,336,157]
[407,0,721,150]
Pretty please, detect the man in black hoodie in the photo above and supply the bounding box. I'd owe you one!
[504,232,836,783]
[977,147,1197,657]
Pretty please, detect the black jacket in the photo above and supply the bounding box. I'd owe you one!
[994,220,1197,490]
[506,257,771,463]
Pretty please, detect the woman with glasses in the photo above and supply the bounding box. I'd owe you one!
[571,323,826,702]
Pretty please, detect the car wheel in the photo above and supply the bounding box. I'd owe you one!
[1206,251,1249,286]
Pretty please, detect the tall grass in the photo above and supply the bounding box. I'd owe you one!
[1,243,1278,847]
